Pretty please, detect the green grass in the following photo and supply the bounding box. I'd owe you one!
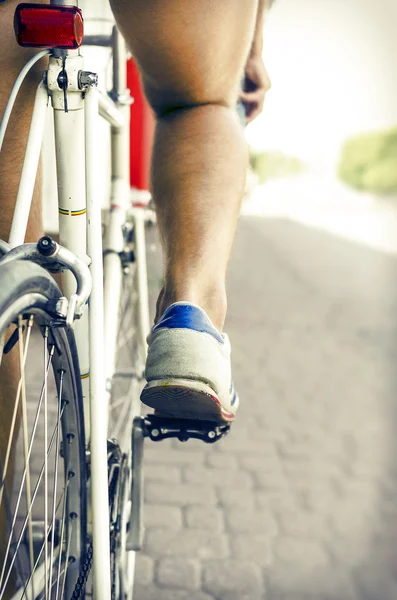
[338,128,397,194]
[249,150,307,184]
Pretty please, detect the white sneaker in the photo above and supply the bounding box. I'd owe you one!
[140,302,239,422]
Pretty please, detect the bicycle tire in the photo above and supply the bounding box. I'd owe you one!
[106,225,149,600]
[0,260,87,600]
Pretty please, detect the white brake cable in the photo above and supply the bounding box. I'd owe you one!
[0,49,50,153]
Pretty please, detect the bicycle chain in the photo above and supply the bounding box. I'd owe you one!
[69,542,93,600]
[68,521,118,600]
[69,442,121,600]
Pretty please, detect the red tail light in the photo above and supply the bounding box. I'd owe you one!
[14,4,84,49]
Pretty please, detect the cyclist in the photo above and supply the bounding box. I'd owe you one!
[0,0,271,424]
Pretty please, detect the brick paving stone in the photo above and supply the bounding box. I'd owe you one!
[256,491,298,513]
[145,464,182,483]
[156,557,201,590]
[277,442,326,462]
[145,482,217,506]
[329,506,386,540]
[282,473,339,495]
[277,508,330,539]
[216,487,256,509]
[326,537,374,568]
[230,533,273,566]
[300,488,339,513]
[202,559,264,597]
[274,537,330,567]
[182,466,253,489]
[239,454,282,473]
[355,565,397,600]
[269,592,334,600]
[254,471,291,492]
[134,554,154,587]
[266,564,358,599]
[336,479,382,503]
[206,453,239,470]
[145,504,183,530]
[216,437,280,456]
[249,425,290,445]
[239,444,279,463]
[144,448,205,466]
[282,460,342,480]
[133,585,214,600]
[144,529,230,560]
[184,505,224,532]
[225,508,278,536]
[220,594,266,600]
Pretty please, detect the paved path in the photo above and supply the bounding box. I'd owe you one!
[136,215,397,600]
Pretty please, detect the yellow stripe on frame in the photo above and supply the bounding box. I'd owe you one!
[59,208,87,216]
[80,372,90,380]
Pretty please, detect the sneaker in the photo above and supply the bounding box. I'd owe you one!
[140,302,239,422]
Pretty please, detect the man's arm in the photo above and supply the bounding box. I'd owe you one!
[250,0,270,57]
[240,0,272,123]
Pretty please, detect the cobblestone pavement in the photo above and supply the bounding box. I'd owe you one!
[136,216,397,600]
[14,215,397,599]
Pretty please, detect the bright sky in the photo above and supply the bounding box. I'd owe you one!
[246,0,397,169]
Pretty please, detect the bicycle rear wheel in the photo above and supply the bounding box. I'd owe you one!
[105,213,150,600]
[0,261,87,600]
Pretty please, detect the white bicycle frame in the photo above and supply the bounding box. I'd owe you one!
[1,7,150,598]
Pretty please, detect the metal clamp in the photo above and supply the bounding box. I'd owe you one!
[78,71,99,90]
[0,237,92,325]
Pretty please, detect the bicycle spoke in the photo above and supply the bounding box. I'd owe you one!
[109,394,128,412]
[0,461,26,591]
[18,316,35,599]
[48,369,64,598]
[43,327,49,600]
[0,265,87,600]
[59,515,74,600]
[36,565,65,600]
[116,278,136,353]
[0,336,55,594]
[118,305,136,349]
[19,489,66,600]
[0,405,64,597]
[112,379,135,445]
[0,316,33,512]
[55,478,69,600]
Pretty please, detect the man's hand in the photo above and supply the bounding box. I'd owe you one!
[240,53,271,124]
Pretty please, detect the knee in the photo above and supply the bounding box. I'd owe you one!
[142,78,240,119]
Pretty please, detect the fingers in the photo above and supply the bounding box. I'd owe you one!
[239,89,265,104]
[244,102,263,123]
[240,89,266,123]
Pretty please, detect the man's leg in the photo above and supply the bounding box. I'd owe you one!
[0,1,44,245]
[110,0,258,333]
[110,0,258,421]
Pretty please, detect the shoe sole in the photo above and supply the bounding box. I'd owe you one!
[140,378,236,423]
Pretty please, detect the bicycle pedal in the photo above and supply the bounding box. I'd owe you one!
[142,414,231,444]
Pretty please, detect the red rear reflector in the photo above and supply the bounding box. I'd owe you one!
[14,4,84,49]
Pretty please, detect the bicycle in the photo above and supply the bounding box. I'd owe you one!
[0,3,230,599]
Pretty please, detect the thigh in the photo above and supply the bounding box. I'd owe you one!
[0,0,47,242]
[110,0,258,113]
[0,0,48,127]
